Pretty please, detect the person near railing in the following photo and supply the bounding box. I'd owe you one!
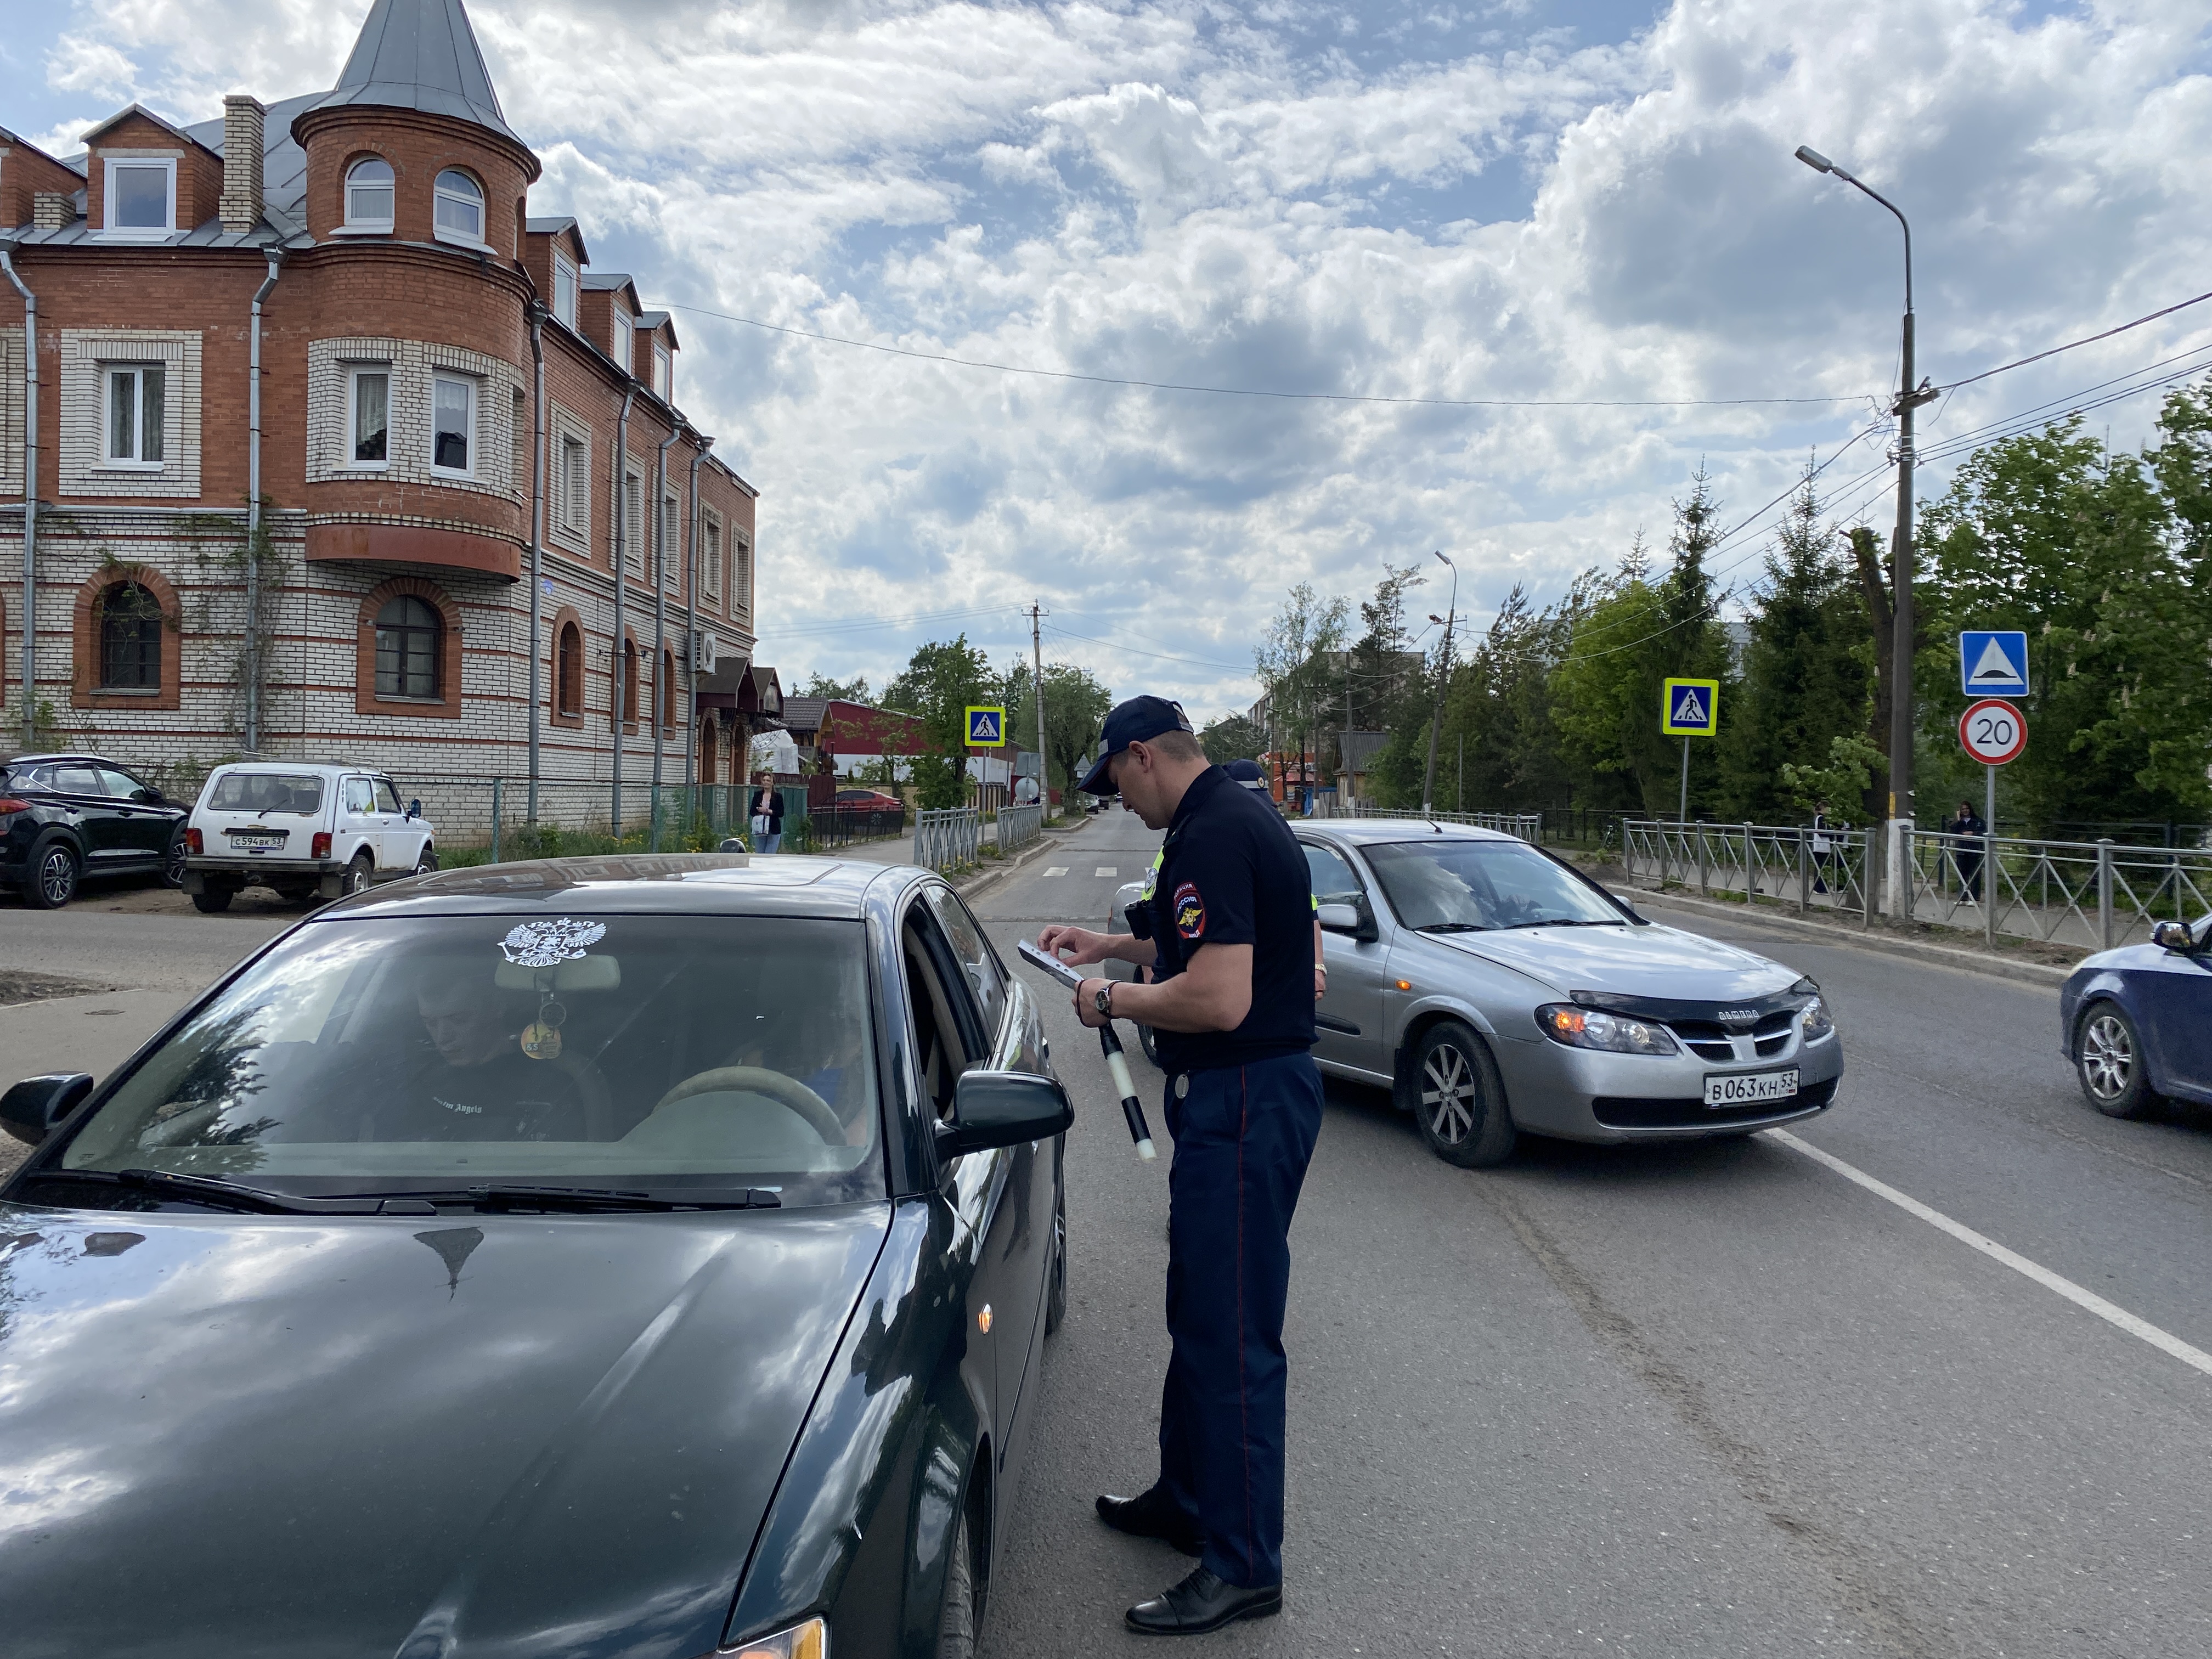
[748,770,784,855]
[1945,798,1987,905]
[1808,799,1842,895]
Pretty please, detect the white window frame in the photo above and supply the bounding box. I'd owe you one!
[733,532,752,616]
[101,157,177,240]
[432,169,487,249]
[100,363,166,469]
[552,250,579,329]
[342,157,395,233]
[622,467,644,573]
[652,341,672,402]
[430,372,477,478]
[660,491,681,588]
[558,431,589,535]
[346,365,391,469]
[702,512,722,601]
[610,309,633,379]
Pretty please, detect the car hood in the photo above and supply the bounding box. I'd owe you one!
[1425,921,1800,1003]
[0,1200,890,1659]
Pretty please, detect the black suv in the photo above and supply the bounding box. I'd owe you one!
[1,754,191,909]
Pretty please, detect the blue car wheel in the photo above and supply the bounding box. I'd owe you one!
[2077,1003,2157,1119]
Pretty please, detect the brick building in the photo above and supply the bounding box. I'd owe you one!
[0,0,768,832]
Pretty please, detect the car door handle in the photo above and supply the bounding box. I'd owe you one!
[1316,1013,1362,1036]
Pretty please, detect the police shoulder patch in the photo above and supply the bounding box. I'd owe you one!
[1173,881,1205,940]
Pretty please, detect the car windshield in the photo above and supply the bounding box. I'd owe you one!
[57,913,884,1207]
[1363,839,1625,932]
[208,772,325,815]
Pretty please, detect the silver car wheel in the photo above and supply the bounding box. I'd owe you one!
[2080,1013,2132,1101]
[1422,1043,1477,1144]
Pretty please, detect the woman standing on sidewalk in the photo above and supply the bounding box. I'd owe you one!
[748,771,785,854]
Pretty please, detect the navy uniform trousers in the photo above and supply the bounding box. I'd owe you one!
[1155,1049,1325,1589]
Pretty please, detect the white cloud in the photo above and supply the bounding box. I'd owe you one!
[24,0,2212,717]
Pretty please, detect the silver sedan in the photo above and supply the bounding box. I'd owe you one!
[1114,819,1843,1167]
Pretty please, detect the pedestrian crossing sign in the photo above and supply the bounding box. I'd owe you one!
[965,705,1007,748]
[1959,630,2030,698]
[1661,678,1720,736]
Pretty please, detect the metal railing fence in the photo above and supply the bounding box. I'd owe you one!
[1347,804,1544,839]
[1621,820,1875,925]
[995,803,1044,855]
[1900,829,2211,952]
[913,808,981,873]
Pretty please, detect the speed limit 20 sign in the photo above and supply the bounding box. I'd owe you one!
[1959,698,2027,765]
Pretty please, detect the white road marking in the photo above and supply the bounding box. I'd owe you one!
[1094,866,1118,877]
[1043,867,1069,877]
[1770,1129,2212,1379]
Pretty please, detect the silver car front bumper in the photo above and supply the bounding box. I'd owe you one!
[1487,1026,1846,1143]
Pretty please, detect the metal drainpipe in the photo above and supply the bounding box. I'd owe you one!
[244,250,282,754]
[526,301,547,826]
[686,437,712,799]
[611,387,635,836]
[2,245,38,748]
[652,426,681,834]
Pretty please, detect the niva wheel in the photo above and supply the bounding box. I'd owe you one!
[342,853,375,895]
[2078,1004,2157,1119]
[1406,1020,1517,1168]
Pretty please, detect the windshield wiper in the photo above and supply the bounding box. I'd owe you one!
[1500,918,1627,929]
[1416,922,1488,934]
[29,1168,387,1215]
[460,1184,782,1213]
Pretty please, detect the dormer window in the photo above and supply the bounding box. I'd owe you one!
[433,169,484,245]
[611,309,633,377]
[552,250,578,328]
[652,341,672,402]
[103,158,176,238]
[344,157,394,230]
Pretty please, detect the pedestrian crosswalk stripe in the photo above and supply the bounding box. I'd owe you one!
[1094,866,1118,877]
[1044,867,1068,877]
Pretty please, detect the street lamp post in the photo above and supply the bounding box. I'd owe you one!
[1796,144,1936,913]
[1419,549,1457,817]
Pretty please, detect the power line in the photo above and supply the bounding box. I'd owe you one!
[1938,286,2212,394]
[661,301,1866,410]
[1042,622,1251,672]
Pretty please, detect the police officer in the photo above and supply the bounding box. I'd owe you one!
[1037,697,1324,1635]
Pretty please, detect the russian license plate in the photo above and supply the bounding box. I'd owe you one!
[226,830,286,850]
[1704,1069,1798,1108]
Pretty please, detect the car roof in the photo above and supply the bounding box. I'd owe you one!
[1294,817,1521,845]
[207,760,388,775]
[317,852,918,922]
[3,752,135,768]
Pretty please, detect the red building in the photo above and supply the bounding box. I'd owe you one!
[0,0,765,829]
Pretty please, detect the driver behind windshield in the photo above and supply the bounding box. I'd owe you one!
[722,966,877,1146]
[379,960,611,1143]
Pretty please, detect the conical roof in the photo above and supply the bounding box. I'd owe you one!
[315,0,522,146]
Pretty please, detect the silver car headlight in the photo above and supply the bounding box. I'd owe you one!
[720,1615,826,1658]
[1536,1003,1678,1055]
[1799,996,1836,1041]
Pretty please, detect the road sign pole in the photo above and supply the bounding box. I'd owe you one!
[1987,761,1998,948]
[1679,737,1690,822]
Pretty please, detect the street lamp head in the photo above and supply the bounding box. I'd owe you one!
[1795,144,1836,174]
[1427,614,1444,625]
[1433,549,1454,568]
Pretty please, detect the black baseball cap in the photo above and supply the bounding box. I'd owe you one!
[1076,696,1195,795]
[1224,758,1268,791]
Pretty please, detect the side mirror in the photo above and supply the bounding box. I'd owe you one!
[719,837,747,853]
[2,1073,95,1147]
[1316,900,1379,944]
[406,799,421,820]
[2152,920,2198,953]
[132,787,162,805]
[936,1070,1074,1161]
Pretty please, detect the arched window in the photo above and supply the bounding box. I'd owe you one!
[620,639,639,724]
[344,157,394,229]
[374,595,441,698]
[433,169,484,244]
[556,622,583,716]
[98,582,162,690]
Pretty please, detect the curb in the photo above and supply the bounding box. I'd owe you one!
[952,822,1081,900]
[1626,888,2075,991]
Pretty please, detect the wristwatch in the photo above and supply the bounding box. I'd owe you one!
[1093,982,1115,1019]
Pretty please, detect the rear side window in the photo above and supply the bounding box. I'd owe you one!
[208,772,326,815]
[52,764,105,794]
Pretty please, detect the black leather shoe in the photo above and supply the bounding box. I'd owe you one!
[1125,1566,1282,1634]
[1094,1487,1202,1556]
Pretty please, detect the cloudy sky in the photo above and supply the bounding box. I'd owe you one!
[10,0,2211,719]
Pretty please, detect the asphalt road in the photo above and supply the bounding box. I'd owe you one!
[974,806,2212,1658]
[4,816,2208,1654]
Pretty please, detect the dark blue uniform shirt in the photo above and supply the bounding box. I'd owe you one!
[1143,766,1316,1073]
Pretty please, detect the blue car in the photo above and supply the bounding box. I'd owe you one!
[2061,912,2212,1117]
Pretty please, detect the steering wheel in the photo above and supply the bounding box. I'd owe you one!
[648,1066,844,1144]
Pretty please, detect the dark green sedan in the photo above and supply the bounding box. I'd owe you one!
[0,853,1071,1659]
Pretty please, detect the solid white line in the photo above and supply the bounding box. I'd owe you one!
[1769,1130,2212,1379]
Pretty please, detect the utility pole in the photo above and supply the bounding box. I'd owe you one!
[1797,144,1937,913]
[1420,550,1458,816]
[1030,600,1047,809]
